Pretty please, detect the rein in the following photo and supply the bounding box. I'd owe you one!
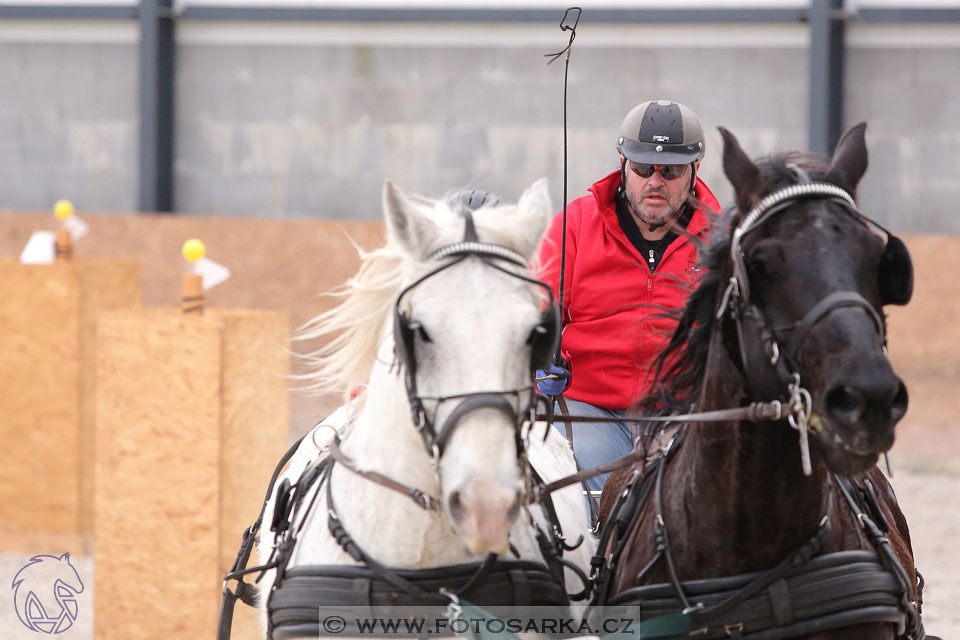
[591,429,925,639]
[324,467,499,604]
[527,182,894,507]
[716,180,894,475]
[217,430,578,640]
[218,210,581,639]
[580,178,927,639]
[327,432,440,512]
[529,377,812,502]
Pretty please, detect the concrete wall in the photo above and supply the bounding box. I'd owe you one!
[0,22,138,212]
[171,20,810,220]
[1,19,959,234]
[847,27,960,233]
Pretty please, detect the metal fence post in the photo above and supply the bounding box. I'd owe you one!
[138,0,175,212]
[808,0,846,156]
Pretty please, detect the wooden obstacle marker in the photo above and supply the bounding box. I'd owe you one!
[0,258,139,542]
[94,308,289,640]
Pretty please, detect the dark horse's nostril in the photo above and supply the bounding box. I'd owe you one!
[826,385,867,424]
[448,490,465,522]
[890,380,909,422]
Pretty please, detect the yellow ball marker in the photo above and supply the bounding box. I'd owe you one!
[181,238,206,263]
[53,199,75,221]
[181,239,205,314]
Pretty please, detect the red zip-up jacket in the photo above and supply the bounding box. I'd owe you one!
[536,169,720,410]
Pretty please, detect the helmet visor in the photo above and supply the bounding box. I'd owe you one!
[619,136,702,165]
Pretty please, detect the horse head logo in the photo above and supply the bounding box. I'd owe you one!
[11,553,85,634]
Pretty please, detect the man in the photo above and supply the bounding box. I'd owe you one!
[536,100,721,496]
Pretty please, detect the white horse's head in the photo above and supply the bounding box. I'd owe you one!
[384,178,555,555]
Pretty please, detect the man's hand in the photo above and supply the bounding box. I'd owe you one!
[536,363,571,396]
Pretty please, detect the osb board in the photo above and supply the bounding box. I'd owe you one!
[76,258,141,534]
[216,309,290,640]
[95,311,222,639]
[0,263,81,533]
[94,308,289,639]
[0,259,139,539]
[0,211,383,433]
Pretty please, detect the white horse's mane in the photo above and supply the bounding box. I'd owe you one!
[292,195,543,408]
[292,241,405,407]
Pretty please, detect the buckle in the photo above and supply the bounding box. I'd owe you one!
[769,400,783,420]
[410,488,436,511]
[682,602,704,615]
[439,588,462,623]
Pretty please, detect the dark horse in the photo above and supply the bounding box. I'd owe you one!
[594,124,929,639]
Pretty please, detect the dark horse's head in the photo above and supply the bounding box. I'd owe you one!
[650,123,913,476]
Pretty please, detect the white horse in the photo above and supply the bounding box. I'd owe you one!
[253,179,595,638]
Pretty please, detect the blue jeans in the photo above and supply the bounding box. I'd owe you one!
[551,398,636,494]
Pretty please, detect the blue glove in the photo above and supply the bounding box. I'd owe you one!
[536,364,571,396]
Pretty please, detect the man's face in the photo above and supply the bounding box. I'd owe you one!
[621,155,697,229]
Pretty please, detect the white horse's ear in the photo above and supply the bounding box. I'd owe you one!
[383,180,434,257]
[512,178,553,260]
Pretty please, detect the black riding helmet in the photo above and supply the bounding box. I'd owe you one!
[616,100,705,194]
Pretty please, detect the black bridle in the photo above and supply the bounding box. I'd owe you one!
[584,184,925,635]
[217,220,575,639]
[715,180,897,474]
[392,209,560,463]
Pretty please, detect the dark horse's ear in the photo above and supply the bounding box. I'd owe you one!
[719,126,767,214]
[825,122,868,198]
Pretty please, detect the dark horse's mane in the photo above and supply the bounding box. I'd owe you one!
[645,151,837,415]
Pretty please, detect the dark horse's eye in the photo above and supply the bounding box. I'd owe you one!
[746,240,784,280]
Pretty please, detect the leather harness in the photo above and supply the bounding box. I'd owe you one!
[590,427,927,639]
[217,179,930,639]
[217,212,605,640]
[218,426,590,640]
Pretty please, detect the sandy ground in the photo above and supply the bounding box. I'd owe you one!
[0,468,955,640]
[885,468,960,639]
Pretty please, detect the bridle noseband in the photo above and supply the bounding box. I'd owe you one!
[393,210,561,463]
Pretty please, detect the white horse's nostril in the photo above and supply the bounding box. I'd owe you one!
[447,490,465,523]
[507,490,522,522]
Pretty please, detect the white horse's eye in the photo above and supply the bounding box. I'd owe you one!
[410,321,432,343]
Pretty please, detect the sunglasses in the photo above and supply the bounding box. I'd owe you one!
[628,160,689,180]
